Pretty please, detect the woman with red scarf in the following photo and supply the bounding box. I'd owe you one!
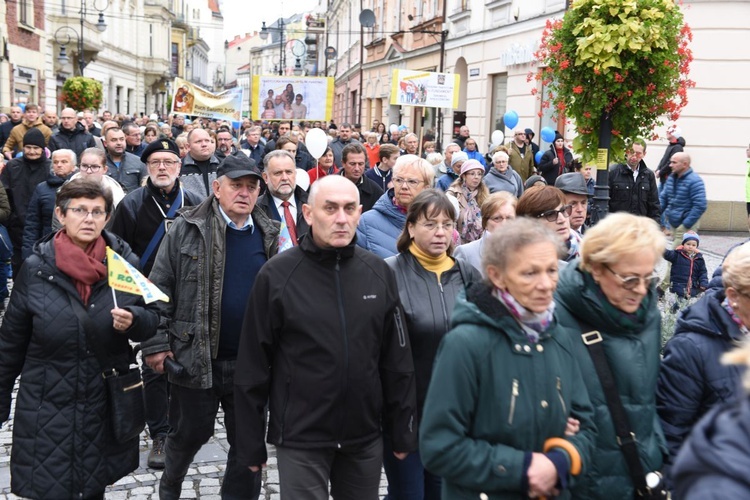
[0,178,159,499]
[306,146,338,186]
[538,131,574,186]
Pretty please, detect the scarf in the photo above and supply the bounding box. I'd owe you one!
[494,288,555,343]
[457,185,483,244]
[409,242,454,283]
[722,297,750,336]
[556,147,566,174]
[565,229,582,262]
[392,196,408,214]
[582,271,650,329]
[54,230,107,305]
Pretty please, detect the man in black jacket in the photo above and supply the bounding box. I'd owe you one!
[339,142,383,213]
[0,106,22,150]
[48,108,96,158]
[608,138,660,223]
[235,175,417,499]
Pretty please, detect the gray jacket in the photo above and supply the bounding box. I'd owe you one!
[141,196,279,389]
[106,151,147,193]
[483,166,524,198]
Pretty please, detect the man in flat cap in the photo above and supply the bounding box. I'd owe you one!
[555,172,593,234]
[109,138,203,470]
[142,153,279,499]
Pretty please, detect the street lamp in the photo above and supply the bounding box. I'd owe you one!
[54,0,108,76]
[259,19,286,76]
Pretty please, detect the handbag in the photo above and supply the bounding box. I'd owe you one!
[580,329,669,499]
[70,298,146,444]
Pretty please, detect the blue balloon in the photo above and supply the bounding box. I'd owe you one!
[503,110,519,130]
[535,151,544,164]
[541,126,556,143]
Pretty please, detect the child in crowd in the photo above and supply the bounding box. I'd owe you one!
[365,143,399,192]
[664,230,709,307]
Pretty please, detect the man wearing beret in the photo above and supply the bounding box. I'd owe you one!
[142,153,279,499]
[109,138,203,470]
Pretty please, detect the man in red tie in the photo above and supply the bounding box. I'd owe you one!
[257,150,309,251]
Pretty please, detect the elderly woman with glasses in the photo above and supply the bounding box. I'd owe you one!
[516,185,580,267]
[0,178,159,499]
[484,150,524,197]
[356,154,435,258]
[420,217,596,499]
[554,213,667,499]
[453,191,516,277]
[383,189,481,499]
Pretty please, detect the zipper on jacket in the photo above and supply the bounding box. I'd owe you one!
[508,379,519,426]
[556,377,567,416]
[334,253,349,440]
[437,280,450,331]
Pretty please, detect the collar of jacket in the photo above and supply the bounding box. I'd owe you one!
[299,229,356,262]
[146,176,181,200]
[183,153,220,166]
[339,169,364,186]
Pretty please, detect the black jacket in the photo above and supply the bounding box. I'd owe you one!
[1,156,51,248]
[256,185,310,245]
[656,137,686,183]
[608,160,661,223]
[0,119,21,149]
[537,144,574,185]
[48,122,96,158]
[339,171,383,213]
[109,179,203,274]
[234,233,418,466]
[385,252,480,417]
[672,395,750,499]
[105,151,147,193]
[21,173,72,259]
[0,231,159,498]
[657,289,745,470]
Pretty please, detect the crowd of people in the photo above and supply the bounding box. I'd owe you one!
[0,104,746,500]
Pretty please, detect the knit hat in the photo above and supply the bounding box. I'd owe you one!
[682,231,700,246]
[141,138,180,164]
[460,159,484,177]
[554,131,564,143]
[23,128,46,149]
[451,151,468,168]
[524,128,535,138]
[668,125,682,139]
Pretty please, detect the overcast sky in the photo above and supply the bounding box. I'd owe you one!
[222,0,321,40]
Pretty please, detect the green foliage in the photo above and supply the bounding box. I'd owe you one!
[531,0,695,163]
[61,77,103,112]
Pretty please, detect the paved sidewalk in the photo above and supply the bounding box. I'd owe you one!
[0,231,746,499]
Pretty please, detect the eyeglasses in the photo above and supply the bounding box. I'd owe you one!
[393,178,423,189]
[147,159,179,168]
[80,163,103,172]
[489,215,514,223]
[66,207,107,219]
[604,264,660,291]
[418,221,455,232]
[537,205,573,222]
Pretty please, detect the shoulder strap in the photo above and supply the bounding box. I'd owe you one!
[576,320,651,496]
[139,189,183,269]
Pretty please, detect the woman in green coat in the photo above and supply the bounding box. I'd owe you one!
[555,212,667,499]
[420,218,596,499]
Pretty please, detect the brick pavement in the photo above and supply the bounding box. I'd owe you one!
[0,231,746,499]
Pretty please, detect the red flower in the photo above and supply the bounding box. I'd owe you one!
[573,86,583,94]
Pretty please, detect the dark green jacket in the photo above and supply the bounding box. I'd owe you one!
[420,282,596,500]
[555,262,667,499]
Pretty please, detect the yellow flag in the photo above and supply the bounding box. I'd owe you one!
[107,247,169,304]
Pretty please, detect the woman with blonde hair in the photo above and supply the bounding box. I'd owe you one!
[555,213,667,499]
[447,159,490,244]
[658,241,750,482]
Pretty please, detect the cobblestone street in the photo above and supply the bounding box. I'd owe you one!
[0,231,745,499]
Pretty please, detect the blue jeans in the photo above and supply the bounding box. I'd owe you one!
[383,436,441,500]
[159,359,261,500]
[0,225,12,299]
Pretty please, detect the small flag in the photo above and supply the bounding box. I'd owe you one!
[107,246,169,304]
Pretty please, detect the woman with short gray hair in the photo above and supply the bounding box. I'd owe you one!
[484,150,524,197]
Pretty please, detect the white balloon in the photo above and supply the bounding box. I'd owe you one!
[389,123,398,133]
[305,128,328,160]
[296,168,310,192]
[491,130,505,145]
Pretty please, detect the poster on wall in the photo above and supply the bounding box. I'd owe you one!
[252,75,334,121]
[390,69,460,109]
[170,77,243,121]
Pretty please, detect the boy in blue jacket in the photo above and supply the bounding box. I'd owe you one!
[664,231,708,307]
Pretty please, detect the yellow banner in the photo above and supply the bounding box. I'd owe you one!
[171,77,243,122]
[107,247,169,304]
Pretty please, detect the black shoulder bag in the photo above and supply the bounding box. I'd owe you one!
[70,297,146,444]
[580,329,668,499]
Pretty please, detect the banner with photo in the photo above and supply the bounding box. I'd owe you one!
[390,69,460,109]
[170,77,243,121]
[252,75,334,121]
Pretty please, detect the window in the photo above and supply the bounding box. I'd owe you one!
[490,74,508,132]
[171,43,179,75]
[18,0,34,28]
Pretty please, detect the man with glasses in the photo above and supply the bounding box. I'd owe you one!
[555,172,594,234]
[103,127,147,193]
[123,122,146,157]
[507,128,535,183]
[48,108,96,158]
[215,127,241,162]
[608,139,660,224]
[339,142,383,213]
[109,139,203,471]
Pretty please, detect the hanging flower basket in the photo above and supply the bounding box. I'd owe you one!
[531,0,695,162]
[61,76,103,111]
